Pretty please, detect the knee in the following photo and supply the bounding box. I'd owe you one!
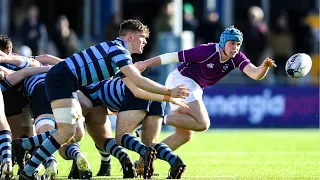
[73,120,85,142]
[58,125,76,143]
[73,128,84,142]
[195,117,210,131]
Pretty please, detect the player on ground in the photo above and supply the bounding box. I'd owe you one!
[19,19,189,180]
[134,26,277,151]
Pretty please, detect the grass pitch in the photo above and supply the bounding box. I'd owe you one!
[15,129,320,179]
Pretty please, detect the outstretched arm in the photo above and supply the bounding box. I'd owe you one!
[5,66,50,86]
[0,50,41,67]
[120,64,189,98]
[243,58,277,80]
[134,52,179,71]
[122,77,188,108]
[34,54,64,65]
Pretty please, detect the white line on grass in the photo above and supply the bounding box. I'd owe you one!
[178,151,320,155]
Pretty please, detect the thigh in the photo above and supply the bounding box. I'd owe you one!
[115,110,147,141]
[85,106,112,148]
[177,99,210,123]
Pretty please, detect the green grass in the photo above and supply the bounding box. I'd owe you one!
[15,129,320,179]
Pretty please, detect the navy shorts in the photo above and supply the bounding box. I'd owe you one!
[119,87,165,116]
[45,63,79,102]
[3,86,30,117]
[29,83,53,118]
[78,86,101,107]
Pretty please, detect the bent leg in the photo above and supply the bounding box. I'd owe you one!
[166,100,210,131]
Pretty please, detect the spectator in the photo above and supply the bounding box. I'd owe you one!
[52,15,78,58]
[104,13,122,41]
[19,5,48,55]
[19,45,33,57]
[197,11,224,44]
[182,2,199,33]
[293,12,315,55]
[269,11,294,81]
[242,6,269,66]
[153,1,174,37]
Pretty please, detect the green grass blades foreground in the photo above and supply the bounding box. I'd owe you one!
[16,129,320,179]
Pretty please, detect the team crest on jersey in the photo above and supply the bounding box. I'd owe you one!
[207,63,214,69]
[222,64,229,72]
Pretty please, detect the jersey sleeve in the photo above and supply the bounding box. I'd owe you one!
[110,45,133,68]
[235,52,251,71]
[177,43,216,63]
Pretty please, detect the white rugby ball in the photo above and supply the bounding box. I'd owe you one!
[285,53,312,78]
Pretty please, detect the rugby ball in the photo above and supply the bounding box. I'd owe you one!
[285,53,312,78]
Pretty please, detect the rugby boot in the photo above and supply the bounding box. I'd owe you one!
[121,155,137,178]
[167,156,186,179]
[0,161,13,180]
[76,154,92,179]
[12,138,28,173]
[43,161,58,180]
[143,146,157,179]
[96,160,111,176]
[67,160,79,179]
[19,170,41,180]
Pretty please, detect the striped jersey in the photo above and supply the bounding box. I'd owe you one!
[80,77,125,112]
[0,78,12,92]
[23,73,46,96]
[62,38,133,86]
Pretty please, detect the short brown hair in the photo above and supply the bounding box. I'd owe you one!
[0,35,12,53]
[119,19,150,38]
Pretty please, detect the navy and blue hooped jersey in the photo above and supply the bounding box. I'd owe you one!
[81,77,125,112]
[63,38,133,86]
[24,73,46,96]
[0,78,12,92]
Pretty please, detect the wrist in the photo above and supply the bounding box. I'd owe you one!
[163,95,170,102]
[165,88,172,96]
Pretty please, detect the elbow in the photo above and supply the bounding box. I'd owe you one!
[130,76,144,88]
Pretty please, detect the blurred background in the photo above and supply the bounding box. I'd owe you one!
[0,0,319,129]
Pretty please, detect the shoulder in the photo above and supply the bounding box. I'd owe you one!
[235,51,248,61]
[233,51,251,69]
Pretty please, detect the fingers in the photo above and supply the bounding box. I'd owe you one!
[265,58,277,67]
[173,98,189,108]
[176,84,190,98]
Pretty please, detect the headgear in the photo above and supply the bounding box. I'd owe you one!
[219,26,243,50]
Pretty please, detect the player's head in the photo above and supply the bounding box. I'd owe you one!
[119,19,150,54]
[0,34,13,55]
[219,26,243,58]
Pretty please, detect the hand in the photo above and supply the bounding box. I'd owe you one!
[134,61,146,72]
[263,57,277,67]
[169,97,189,108]
[170,84,190,98]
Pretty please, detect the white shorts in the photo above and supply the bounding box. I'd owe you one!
[165,69,203,111]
